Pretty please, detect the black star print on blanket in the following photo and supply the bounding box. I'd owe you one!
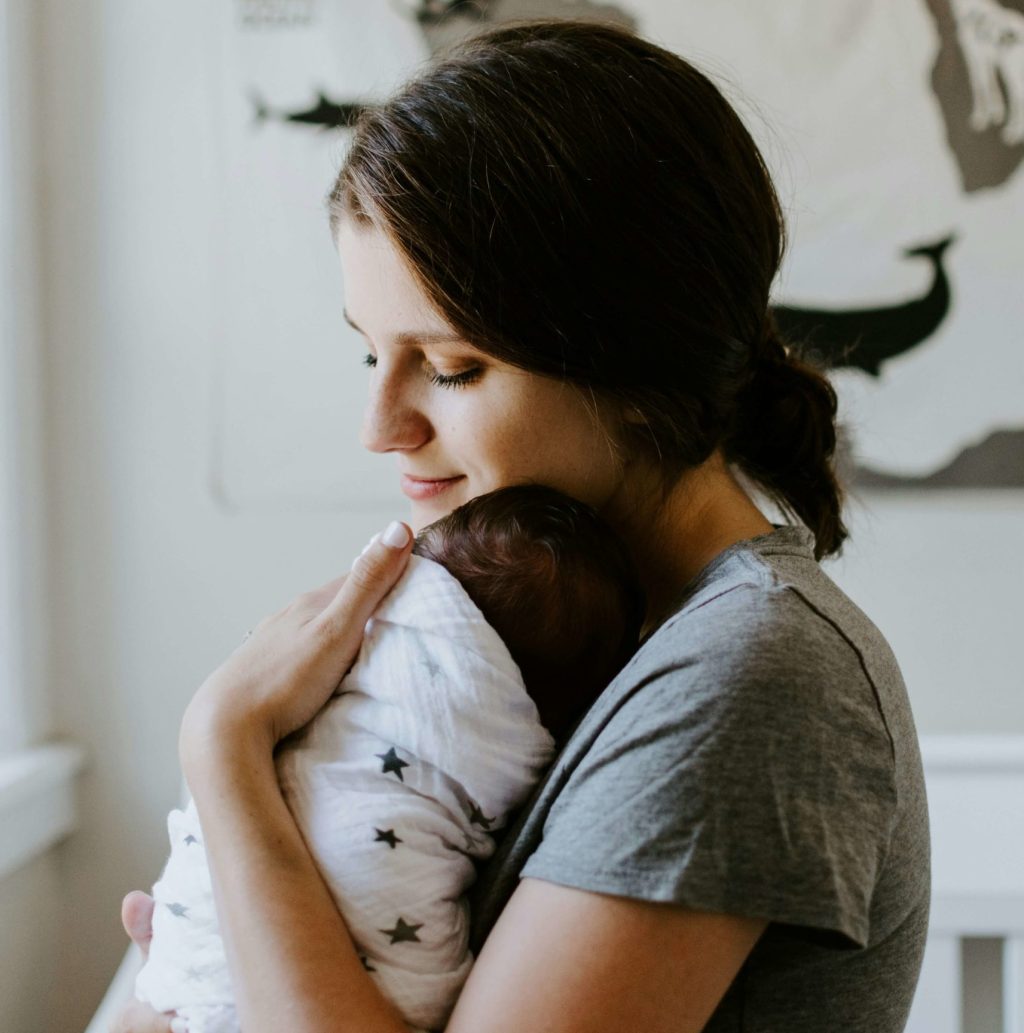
[375,746,410,782]
[380,917,424,945]
[374,828,402,849]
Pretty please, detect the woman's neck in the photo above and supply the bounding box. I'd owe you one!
[609,452,775,640]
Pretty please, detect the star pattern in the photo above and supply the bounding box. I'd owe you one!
[374,827,403,849]
[420,657,442,680]
[184,834,198,846]
[468,801,495,829]
[375,746,410,782]
[166,902,189,918]
[184,966,202,982]
[380,916,424,945]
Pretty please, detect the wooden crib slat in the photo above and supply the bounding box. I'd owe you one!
[906,934,961,1033]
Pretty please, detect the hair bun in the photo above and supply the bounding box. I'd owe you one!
[732,319,848,558]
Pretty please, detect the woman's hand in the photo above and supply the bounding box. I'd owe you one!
[179,522,412,775]
[111,524,411,1032]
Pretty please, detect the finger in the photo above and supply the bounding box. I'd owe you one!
[299,572,350,614]
[121,890,155,959]
[306,531,378,609]
[293,532,392,617]
[109,998,175,1033]
[316,521,412,642]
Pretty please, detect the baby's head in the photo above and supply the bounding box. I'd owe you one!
[413,485,645,744]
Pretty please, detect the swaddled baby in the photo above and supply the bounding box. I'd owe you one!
[135,485,644,1033]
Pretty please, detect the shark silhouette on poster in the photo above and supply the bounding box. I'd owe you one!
[251,91,366,129]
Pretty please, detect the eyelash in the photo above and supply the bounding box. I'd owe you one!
[361,353,482,390]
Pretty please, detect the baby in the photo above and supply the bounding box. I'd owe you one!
[135,484,644,1033]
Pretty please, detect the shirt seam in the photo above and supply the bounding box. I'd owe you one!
[705,545,897,770]
[647,579,766,645]
[779,585,901,888]
[781,585,898,768]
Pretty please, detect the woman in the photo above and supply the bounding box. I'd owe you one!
[115,19,929,1032]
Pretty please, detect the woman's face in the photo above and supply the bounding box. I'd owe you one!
[335,219,630,530]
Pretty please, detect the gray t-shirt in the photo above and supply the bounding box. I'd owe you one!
[468,525,930,1031]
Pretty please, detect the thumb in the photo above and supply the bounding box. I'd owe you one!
[121,890,155,959]
[318,521,413,640]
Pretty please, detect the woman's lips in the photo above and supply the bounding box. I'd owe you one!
[400,474,465,501]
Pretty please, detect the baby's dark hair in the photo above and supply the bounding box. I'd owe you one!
[413,485,645,744]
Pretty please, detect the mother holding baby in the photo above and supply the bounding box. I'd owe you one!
[116,19,929,1033]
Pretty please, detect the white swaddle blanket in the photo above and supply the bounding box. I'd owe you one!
[135,553,556,1033]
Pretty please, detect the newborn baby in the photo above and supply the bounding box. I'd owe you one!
[135,485,644,1033]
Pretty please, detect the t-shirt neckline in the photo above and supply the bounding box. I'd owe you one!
[638,523,816,647]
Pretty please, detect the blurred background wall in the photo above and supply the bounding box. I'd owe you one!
[0,1,1021,1031]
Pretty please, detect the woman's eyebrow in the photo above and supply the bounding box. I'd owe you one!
[342,308,465,345]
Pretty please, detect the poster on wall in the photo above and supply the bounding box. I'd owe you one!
[212,0,1024,510]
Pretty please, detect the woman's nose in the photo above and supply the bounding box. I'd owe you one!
[359,374,431,454]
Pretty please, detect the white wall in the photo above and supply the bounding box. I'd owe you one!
[827,491,1024,735]
[2,2,1020,1031]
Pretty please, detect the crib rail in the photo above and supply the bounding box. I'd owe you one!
[906,736,1024,1033]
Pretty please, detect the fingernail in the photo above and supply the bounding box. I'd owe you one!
[381,521,410,549]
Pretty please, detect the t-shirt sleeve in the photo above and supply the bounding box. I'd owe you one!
[519,587,898,949]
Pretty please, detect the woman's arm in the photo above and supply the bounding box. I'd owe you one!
[173,525,415,1033]
[183,733,409,1033]
[112,525,416,1032]
[447,879,766,1033]
[170,735,766,1033]
[177,739,766,1033]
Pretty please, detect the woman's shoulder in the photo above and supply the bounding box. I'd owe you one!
[635,524,905,719]
[580,522,915,805]
[468,527,925,955]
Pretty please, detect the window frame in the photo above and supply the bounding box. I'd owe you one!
[0,0,25,753]
[0,0,83,879]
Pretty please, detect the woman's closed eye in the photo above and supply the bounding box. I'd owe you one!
[361,352,483,390]
[427,366,483,389]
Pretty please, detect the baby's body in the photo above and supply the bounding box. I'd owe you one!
[135,486,643,1033]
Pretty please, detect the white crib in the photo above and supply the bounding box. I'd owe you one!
[86,736,1023,1033]
[905,736,1024,1033]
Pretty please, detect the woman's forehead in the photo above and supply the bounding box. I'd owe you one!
[336,221,456,340]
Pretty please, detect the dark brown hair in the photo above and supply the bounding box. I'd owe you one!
[413,485,645,744]
[329,18,847,558]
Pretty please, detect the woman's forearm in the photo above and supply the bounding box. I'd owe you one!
[187,732,410,1033]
